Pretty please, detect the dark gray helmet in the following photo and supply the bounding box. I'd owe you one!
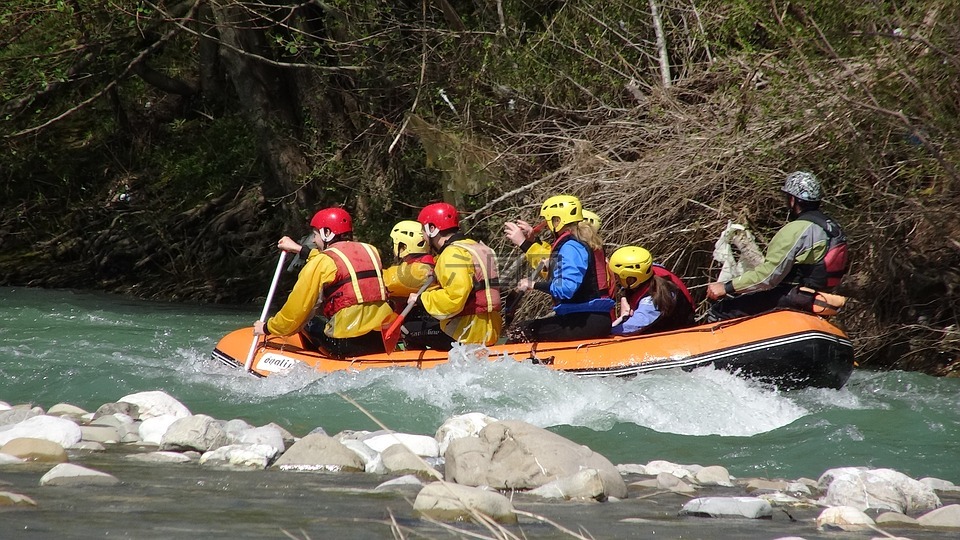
[781,171,822,202]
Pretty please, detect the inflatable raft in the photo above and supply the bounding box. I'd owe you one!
[211,309,855,389]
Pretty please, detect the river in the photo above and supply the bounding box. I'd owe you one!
[2,286,958,538]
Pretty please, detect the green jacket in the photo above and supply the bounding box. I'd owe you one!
[729,218,834,295]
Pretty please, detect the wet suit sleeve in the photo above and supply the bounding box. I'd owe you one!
[419,245,474,320]
[266,251,336,336]
[730,221,812,295]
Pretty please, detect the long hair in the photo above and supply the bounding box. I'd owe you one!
[568,221,603,250]
[647,275,679,316]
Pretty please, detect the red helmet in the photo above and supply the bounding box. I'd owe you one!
[310,207,352,235]
[417,202,459,231]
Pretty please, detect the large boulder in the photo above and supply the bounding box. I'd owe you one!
[435,412,498,455]
[413,481,517,524]
[272,433,364,472]
[159,415,231,452]
[444,420,626,498]
[117,391,191,420]
[818,467,941,514]
[0,415,82,448]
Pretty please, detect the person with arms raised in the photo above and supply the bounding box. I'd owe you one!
[510,195,615,342]
[706,171,849,320]
[608,246,695,335]
[253,208,395,358]
[408,202,502,348]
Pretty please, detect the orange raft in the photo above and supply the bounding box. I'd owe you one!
[211,309,855,389]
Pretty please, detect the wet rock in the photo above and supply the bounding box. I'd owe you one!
[223,418,254,441]
[695,465,733,487]
[0,452,24,464]
[340,439,385,474]
[381,444,439,478]
[435,412,498,455]
[363,432,439,458]
[413,481,517,524]
[744,478,791,493]
[916,504,960,529]
[0,415,82,448]
[529,469,609,500]
[0,491,38,507]
[94,402,139,419]
[126,451,193,464]
[160,414,231,452]
[0,407,43,427]
[657,472,696,493]
[69,441,106,452]
[272,433,364,472]
[643,460,699,480]
[237,425,286,455]
[375,474,424,492]
[263,422,296,447]
[816,505,875,531]
[0,438,68,463]
[875,511,920,527]
[818,467,941,514]
[39,463,120,487]
[80,425,120,444]
[139,415,179,445]
[616,463,647,475]
[200,444,277,469]
[680,497,773,519]
[920,477,960,493]
[117,390,190,420]
[444,420,626,498]
[48,403,88,417]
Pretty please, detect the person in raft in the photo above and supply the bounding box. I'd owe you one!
[405,202,503,349]
[607,246,695,335]
[504,208,604,272]
[381,220,447,350]
[705,171,849,321]
[510,195,615,342]
[253,207,395,358]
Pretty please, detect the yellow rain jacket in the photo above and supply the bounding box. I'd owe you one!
[266,247,395,339]
[383,257,435,298]
[419,238,502,346]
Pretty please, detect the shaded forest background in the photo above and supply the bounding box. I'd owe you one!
[1,0,957,375]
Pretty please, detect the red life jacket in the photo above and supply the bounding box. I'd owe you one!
[321,241,388,318]
[625,265,696,333]
[551,232,611,303]
[450,241,502,314]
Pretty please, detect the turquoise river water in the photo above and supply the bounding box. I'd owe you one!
[2,286,959,539]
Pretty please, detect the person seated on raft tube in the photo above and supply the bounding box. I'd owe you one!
[705,171,849,321]
[510,195,616,342]
[607,246,695,335]
[253,207,396,358]
[381,220,448,350]
[407,202,503,349]
[505,208,604,273]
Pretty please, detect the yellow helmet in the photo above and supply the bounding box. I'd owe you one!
[390,220,428,258]
[540,195,583,233]
[608,246,653,289]
[581,209,601,230]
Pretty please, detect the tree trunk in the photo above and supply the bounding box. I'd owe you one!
[212,2,311,215]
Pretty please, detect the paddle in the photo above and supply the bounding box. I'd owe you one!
[244,251,289,372]
[382,276,436,354]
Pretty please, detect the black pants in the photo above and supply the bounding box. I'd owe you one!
[301,318,385,358]
[707,284,812,321]
[509,311,612,343]
[401,307,453,351]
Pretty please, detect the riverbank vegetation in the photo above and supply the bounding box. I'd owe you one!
[2,0,957,374]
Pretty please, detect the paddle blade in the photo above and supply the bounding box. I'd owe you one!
[381,315,404,354]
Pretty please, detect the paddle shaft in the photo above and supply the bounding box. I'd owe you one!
[383,275,435,352]
[244,251,289,372]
